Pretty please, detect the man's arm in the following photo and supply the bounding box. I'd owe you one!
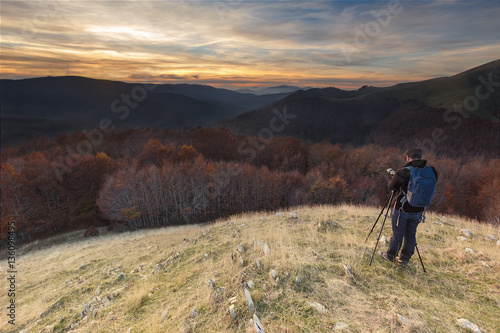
[388,168,410,191]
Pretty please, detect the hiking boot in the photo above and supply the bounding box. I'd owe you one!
[380,252,395,263]
[396,257,409,269]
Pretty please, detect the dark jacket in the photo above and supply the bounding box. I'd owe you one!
[388,159,438,213]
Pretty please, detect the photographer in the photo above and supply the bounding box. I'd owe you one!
[381,148,438,268]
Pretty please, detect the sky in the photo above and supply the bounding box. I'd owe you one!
[1,0,499,90]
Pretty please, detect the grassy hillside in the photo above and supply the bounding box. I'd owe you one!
[1,205,499,332]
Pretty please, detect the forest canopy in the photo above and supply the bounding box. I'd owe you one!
[1,127,499,244]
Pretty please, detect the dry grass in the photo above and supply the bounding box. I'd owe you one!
[1,205,499,332]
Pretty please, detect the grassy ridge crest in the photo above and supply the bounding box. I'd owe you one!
[1,205,499,332]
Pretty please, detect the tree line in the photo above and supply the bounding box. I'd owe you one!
[1,127,498,244]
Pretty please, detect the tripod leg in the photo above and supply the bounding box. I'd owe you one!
[415,244,426,273]
[369,197,393,266]
[365,191,394,243]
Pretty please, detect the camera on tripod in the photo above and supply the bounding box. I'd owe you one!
[386,168,396,176]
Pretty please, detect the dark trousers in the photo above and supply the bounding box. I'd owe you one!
[387,209,423,262]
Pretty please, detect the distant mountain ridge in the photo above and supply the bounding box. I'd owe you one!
[2,59,499,155]
[235,85,313,95]
[218,59,500,157]
[0,76,292,148]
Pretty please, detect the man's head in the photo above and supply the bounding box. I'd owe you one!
[404,147,422,162]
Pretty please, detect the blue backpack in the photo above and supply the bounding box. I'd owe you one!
[403,166,437,208]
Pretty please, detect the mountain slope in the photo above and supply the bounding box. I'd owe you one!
[1,205,498,332]
[0,76,291,148]
[218,59,500,156]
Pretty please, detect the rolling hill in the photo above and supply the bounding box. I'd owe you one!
[218,59,500,157]
[0,77,291,148]
[0,205,498,332]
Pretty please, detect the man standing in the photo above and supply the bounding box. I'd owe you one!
[381,148,438,268]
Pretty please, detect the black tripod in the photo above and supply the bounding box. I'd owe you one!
[365,191,426,272]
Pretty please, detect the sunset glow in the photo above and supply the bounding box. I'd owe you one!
[1,0,499,89]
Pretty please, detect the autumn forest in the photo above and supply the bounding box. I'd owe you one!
[1,126,498,245]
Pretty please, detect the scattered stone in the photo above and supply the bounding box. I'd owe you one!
[457,318,482,333]
[239,257,245,266]
[161,309,168,321]
[465,248,475,254]
[295,276,301,284]
[96,285,101,296]
[433,221,444,226]
[289,213,298,219]
[263,284,267,291]
[481,261,490,268]
[229,304,237,318]
[261,216,266,222]
[380,235,386,244]
[343,264,354,279]
[237,243,245,253]
[256,259,262,269]
[497,240,500,247]
[208,279,214,290]
[396,314,412,326]
[231,252,237,262]
[457,236,468,241]
[191,309,198,318]
[487,234,497,240]
[204,253,209,259]
[244,288,255,312]
[253,238,260,246]
[460,229,472,238]
[154,264,162,274]
[79,264,85,270]
[262,241,271,255]
[275,212,283,216]
[253,314,265,333]
[332,322,349,330]
[218,287,225,294]
[84,225,99,237]
[117,273,125,280]
[247,281,254,289]
[307,301,328,314]
[270,269,278,280]
[241,223,246,227]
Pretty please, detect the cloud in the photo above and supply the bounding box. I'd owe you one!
[1,0,499,88]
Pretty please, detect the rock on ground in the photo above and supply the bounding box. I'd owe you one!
[380,235,386,244]
[244,288,255,313]
[262,241,271,255]
[460,229,472,237]
[332,322,349,330]
[161,309,169,321]
[307,302,328,314]
[253,314,265,333]
[396,314,412,326]
[457,318,481,333]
